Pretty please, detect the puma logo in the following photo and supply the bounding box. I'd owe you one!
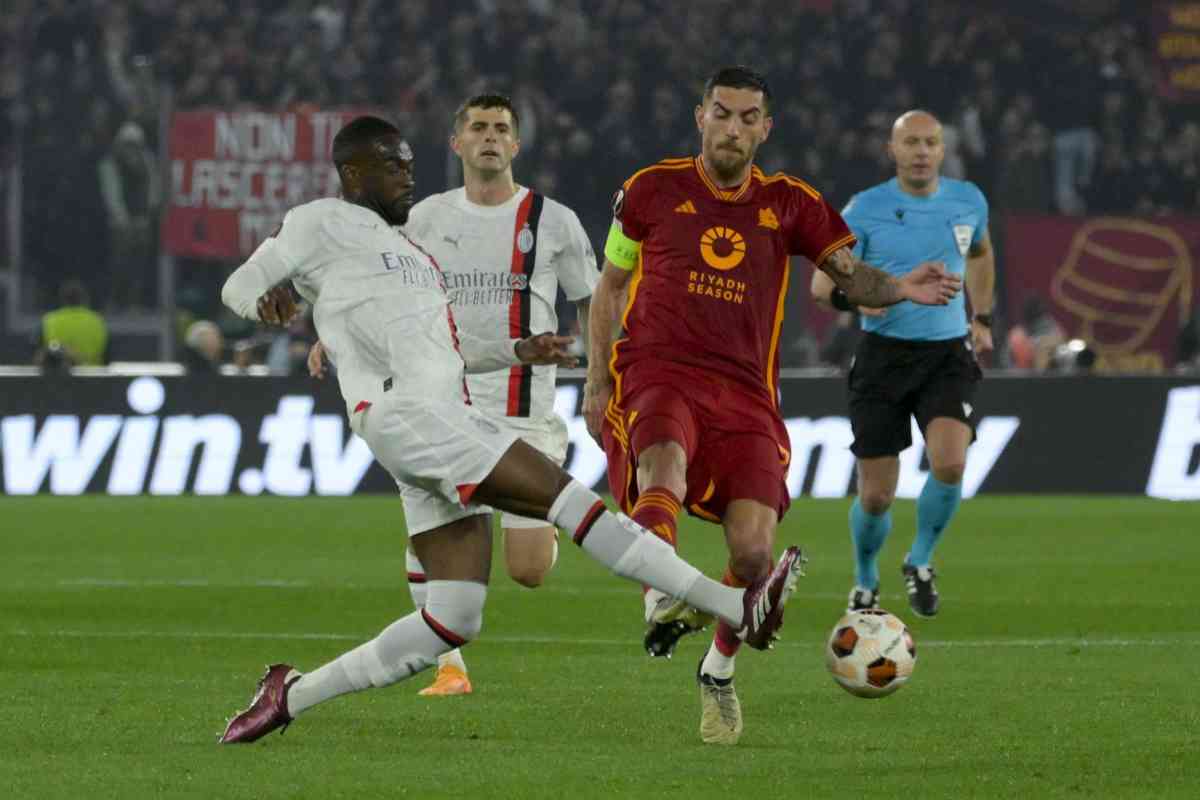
[443,234,461,247]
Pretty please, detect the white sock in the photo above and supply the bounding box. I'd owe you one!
[437,649,467,672]
[288,581,486,717]
[287,611,449,716]
[406,546,428,610]
[700,642,736,680]
[549,480,743,626]
[644,588,667,622]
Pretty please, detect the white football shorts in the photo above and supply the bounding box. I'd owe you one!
[366,404,568,537]
[354,393,518,536]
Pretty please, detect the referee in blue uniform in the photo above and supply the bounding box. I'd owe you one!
[812,110,995,618]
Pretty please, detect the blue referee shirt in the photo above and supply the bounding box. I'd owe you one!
[842,177,988,341]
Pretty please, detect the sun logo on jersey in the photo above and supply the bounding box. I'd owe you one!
[699,226,746,271]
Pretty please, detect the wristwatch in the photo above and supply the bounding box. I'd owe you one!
[973,313,993,328]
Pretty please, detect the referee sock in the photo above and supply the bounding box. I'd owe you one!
[909,475,962,567]
[850,498,892,589]
[549,480,742,626]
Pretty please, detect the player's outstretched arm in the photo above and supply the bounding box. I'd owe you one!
[221,241,300,324]
[456,331,578,373]
[810,266,887,317]
[820,247,961,308]
[584,260,631,441]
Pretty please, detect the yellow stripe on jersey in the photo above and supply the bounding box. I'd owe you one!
[621,157,693,191]
[754,168,821,201]
[604,219,641,271]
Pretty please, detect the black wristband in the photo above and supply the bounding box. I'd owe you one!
[973,313,993,328]
[831,288,853,312]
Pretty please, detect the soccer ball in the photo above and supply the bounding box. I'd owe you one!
[825,608,916,698]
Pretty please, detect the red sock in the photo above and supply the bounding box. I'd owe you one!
[630,487,681,548]
[632,487,681,595]
[713,565,752,656]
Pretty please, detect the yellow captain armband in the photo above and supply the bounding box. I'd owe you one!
[604,219,641,270]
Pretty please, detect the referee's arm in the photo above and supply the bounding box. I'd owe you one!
[966,231,995,353]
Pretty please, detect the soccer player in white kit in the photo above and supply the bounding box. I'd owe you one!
[216,116,806,744]
[309,95,597,696]
[403,94,597,695]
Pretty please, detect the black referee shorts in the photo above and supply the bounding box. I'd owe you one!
[847,332,983,459]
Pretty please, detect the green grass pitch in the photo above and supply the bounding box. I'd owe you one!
[2,496,1197,799]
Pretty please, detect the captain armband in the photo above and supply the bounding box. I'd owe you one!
[603,219,641,271]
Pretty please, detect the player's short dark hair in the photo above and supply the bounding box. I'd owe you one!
[453,93,520,134]
[332,116,400,169]
[702,65,773,113]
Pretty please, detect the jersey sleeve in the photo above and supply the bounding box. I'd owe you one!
[555,206,599,300]
[969,183,990,245]
[840,194,867,259]
[220,205,314,320]
[603,174,649,270]
[788,190,856,266]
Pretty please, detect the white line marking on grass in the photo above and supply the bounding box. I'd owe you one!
[56,578,312,588]
[3,629,1199,650]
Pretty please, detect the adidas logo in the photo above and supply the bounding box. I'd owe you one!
[675,200,697,214]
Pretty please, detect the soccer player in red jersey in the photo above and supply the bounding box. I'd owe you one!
[583,66,961,745]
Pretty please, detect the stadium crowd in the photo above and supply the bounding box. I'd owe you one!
[2,0,1198,369]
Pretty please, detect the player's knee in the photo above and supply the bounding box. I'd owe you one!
[931,462,965,485]
[507,564,548,589]
[728,546,773,584]
[423,580,486,644]
[860,489,895,516]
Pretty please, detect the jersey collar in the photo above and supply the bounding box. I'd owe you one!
[694,156,753,202]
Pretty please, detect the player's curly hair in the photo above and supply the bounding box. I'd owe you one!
[703,65,773,113]
[453,93,520,135]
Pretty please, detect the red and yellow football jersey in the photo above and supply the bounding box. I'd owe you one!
[606,156,855,400]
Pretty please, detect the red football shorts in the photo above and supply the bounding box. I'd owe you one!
[602,359,791,523]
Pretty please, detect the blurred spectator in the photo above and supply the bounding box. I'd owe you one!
[994,120,1053,214]
[182,320,223,373]
[265,306,317,375]
[1006,296,1066,371]
[34,279,108,367]
[5,0,1200,369]
[98,121,160,310]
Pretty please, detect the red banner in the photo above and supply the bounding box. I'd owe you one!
[1004,215,1200,372]
[1153,2,1200,102]
[163,110,364,260]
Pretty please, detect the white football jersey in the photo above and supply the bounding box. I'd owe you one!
[223,198,488,419]
[405,187,598,421]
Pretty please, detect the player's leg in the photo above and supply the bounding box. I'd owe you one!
[472,439,802,647]
[697,497,778,746]
[630,426,692,641]
[498,418,568,589]
[219,513,492,743]
[601,376,708,654]
[398,483,481,697]
[904,339,982,616]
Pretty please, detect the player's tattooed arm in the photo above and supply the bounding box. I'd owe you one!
[821,248,903,306]
[820,247,961,308]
